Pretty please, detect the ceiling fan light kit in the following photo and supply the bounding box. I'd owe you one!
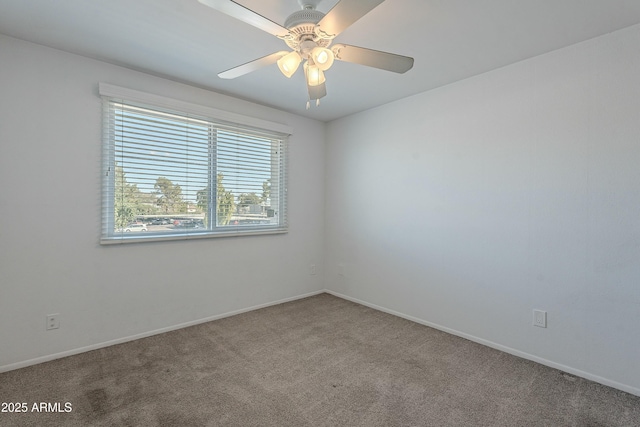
[198,0,414,107]
[277,51,302,78]
[304,60,326,86]
[311,47,334,70]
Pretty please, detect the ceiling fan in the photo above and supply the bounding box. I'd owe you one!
[197,0,414,108]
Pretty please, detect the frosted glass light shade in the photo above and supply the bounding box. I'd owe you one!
[304,61,326,86]
[311,47,334,71]
[277,51,302,78]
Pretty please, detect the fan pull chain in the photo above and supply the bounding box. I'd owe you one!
[305,99,321,109]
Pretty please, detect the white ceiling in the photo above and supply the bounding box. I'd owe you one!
[1,0,640,122]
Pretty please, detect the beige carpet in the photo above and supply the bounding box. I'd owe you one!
[1,293,639,426]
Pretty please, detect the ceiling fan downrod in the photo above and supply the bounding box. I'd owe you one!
[297,0,322,10]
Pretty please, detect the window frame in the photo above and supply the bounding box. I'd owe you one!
[99,83,291,245]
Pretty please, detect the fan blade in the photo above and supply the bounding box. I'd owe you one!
[331,44,414,73]
[219,51,289,79]
[316,0,386,38]
[198,0,291,38]
[308,82,327,101]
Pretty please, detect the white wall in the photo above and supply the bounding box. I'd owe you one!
[0,35,325,370]
[325,24,640,395]
[2,21,639,397]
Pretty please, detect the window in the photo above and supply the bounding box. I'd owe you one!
[100,84,290,244]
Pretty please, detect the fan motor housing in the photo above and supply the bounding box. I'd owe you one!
[284,8,324,29]
[283,9,331,50]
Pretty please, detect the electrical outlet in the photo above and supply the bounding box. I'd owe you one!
[533,309,547,328]
[310,264,316,275]
[46,314,60,330]
[337,263,345,276]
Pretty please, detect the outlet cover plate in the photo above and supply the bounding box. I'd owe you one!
[46,314,60,330]
[533,309,547,328]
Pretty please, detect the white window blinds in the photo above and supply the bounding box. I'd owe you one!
[100,85,289,244]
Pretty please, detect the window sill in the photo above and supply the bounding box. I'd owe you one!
[100,228,287,245]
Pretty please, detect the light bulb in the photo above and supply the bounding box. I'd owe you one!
[304,61,325,86]
[277,51,301,78]
[311,47,334,71]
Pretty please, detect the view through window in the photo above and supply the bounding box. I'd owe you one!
[102,98,287,242]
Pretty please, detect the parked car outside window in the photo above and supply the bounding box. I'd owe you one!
[124,223,147,232]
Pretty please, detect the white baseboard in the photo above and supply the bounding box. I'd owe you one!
[324,289,640,398]
[0,290,325,374]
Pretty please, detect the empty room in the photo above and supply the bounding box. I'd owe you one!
[1,0,639,425]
